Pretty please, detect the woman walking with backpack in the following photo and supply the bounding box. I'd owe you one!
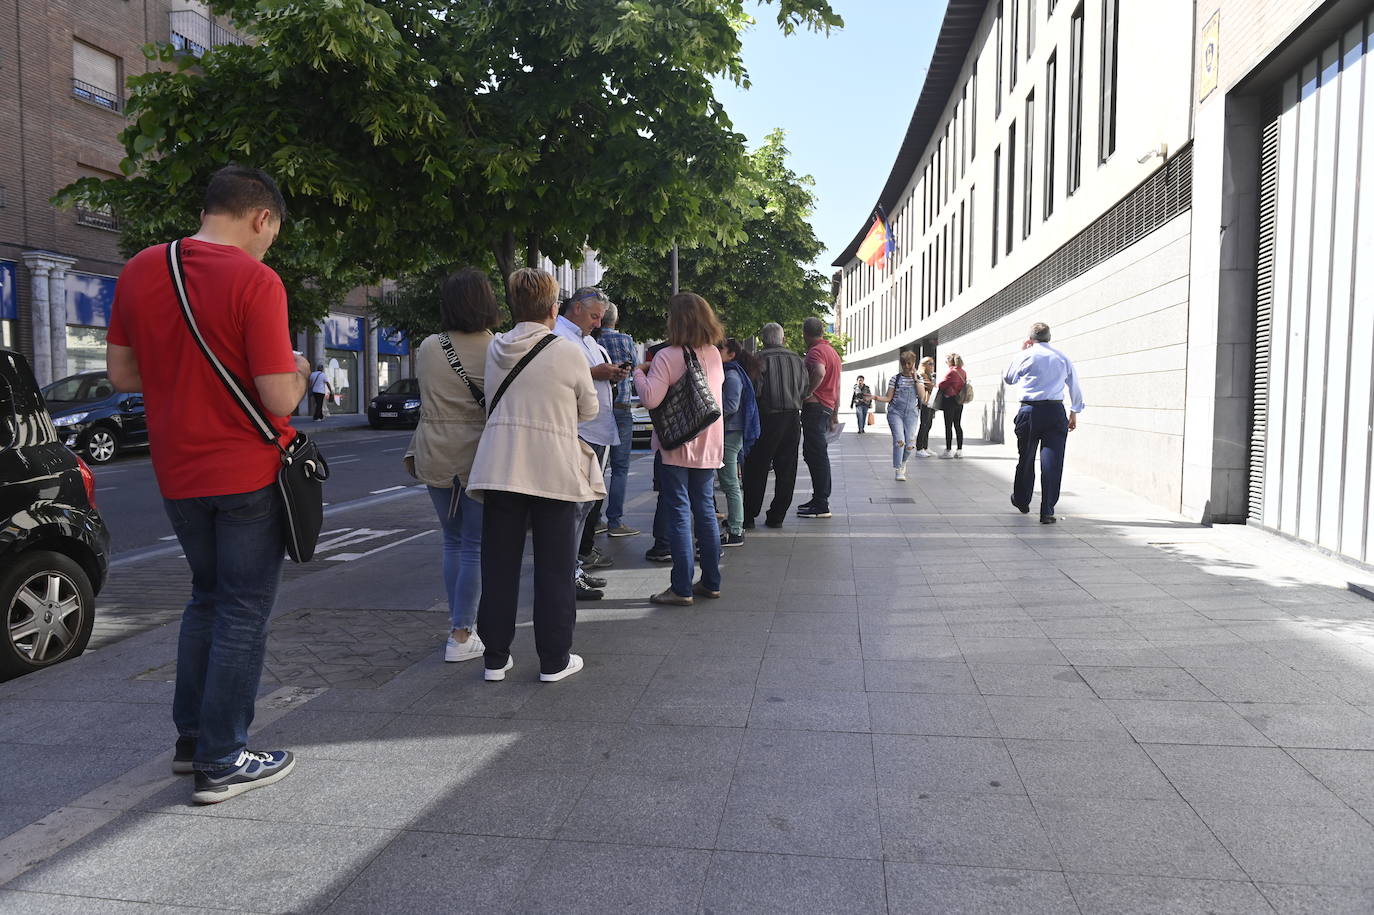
[938,353,969,459]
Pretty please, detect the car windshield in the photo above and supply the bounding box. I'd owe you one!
[43,373,114,403]
[385,379,419,396]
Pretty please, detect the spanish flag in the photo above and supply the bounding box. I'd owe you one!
[857,212,891,269]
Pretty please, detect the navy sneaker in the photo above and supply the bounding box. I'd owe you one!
[191,749,296,804]
[645,546,673,563]
[796,505,832,518]
[172,736,196,775]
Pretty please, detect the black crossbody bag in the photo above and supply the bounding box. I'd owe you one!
[166,238,330,563]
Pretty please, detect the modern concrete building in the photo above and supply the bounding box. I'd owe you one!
[834,0,1374,566]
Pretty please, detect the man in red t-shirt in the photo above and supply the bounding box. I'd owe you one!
[107,166,308,805]
[798,316,841,518]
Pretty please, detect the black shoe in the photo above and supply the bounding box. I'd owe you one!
[1040,515,1057,524]
[580,574,607,589]
[576,578,604,600]
[743,519,755,531]
[173,736,196,775]
[764,518,784,529]
[722,532,745,547]
[1011,495,1030,514]
[645,546,673,563]
[797,505,832,518]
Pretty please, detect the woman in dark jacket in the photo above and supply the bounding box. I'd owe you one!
[718,339,760,547]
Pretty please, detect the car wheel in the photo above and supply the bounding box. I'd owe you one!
[82,426,120,464]
[0,550,95,680]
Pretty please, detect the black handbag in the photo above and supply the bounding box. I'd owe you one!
[166,239,330,563]
[649,347,721,450]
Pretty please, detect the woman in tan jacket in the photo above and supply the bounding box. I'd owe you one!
[407,268,501,664]
[468,268,604,683]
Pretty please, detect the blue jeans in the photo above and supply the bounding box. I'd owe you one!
[659,463,722,596]
[1013,402,1069,516]
[887,404,919,467]
[718,430,744,536]
[854,402,869,429]
[164,484,286,770]
[606,407,635,527]
[427,484,483,631]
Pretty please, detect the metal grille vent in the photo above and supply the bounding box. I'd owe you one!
[1249,98,1282,521]
[939,143,1194,342]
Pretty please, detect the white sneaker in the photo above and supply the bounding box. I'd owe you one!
[539,653,584,682]
[895,467,906,481]
[484,656,514,682]
[445,632,484,663]
[954,449,963,459]
[917,449,934,457]
[940,450,954,459]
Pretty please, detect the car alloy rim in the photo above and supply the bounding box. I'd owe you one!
[88,430,115,462]
[8,570,83,663]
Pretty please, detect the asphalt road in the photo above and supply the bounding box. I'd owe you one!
[91,421,420,555]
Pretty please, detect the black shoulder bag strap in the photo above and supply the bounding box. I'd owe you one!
[487,333,557,417]
[165,238,284,452]
[437,332,486,409]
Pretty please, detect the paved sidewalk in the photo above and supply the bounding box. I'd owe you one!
[4,432,1374,913]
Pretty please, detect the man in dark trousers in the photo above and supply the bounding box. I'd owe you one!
[1004,321,1086,523]
[107,166,307,804]
[798,316,841,518]
[742,322,808,529]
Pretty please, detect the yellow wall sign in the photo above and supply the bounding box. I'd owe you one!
[1199,11,1220,103]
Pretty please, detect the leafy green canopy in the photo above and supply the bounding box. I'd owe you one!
[598,128,833,349]
[55,0,840,330]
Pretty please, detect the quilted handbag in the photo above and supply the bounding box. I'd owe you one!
[649,347,721,450]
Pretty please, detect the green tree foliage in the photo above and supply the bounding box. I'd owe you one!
[55,0,840,329]
[599,128,832,345]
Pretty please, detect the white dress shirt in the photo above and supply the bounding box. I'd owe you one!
[1004,342,1086,413]
[554,315,619,447]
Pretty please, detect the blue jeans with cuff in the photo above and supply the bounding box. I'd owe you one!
[427,484,483,631]
[659,463,722,596]
[164,484,287,771]
[887,405,919,467]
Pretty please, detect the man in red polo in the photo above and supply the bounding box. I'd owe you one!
[798,315,841,519]
[106,166,308,804]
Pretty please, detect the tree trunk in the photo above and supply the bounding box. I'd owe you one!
[524,231,540,269]
[492,230,517,295]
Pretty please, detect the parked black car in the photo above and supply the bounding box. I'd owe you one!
[42,370,148,464]
[1,350,110,680]
[367,377,421,429]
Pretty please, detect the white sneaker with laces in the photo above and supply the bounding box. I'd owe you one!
[540,653,584,682]
[484,656,514,682]
[895,466,906,481]
[940,449,954,459]
[954,449,963,459]
[445,632,484,663]
[917,449,933,457]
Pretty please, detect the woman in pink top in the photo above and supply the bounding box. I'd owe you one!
[633,293,726,605]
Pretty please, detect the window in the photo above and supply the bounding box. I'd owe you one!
[970,65,978,157]
[1099,0,1120,162]
[72,42,121,111]
[995,2,1004,117]
[957,200,966,294]
[992,146,1002,266]
[1010,0,1020,89]
[967,186,976,287]
[1023,91,1035,240]
[1067,4,1085,193]
[1044,51,1058,219]
[1006,121,1017,256]
[1028,0,1036,56]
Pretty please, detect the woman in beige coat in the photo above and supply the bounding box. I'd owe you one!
[407,268,501,664]
[468,268,604,683]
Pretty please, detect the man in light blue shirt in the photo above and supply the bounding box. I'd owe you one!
[1003,322,1085,523]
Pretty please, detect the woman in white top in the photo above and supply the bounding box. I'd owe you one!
[407,268,500,663]
[467,268,604,683]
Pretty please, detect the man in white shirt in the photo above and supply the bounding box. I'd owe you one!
[554,287,627,597]
[1003,322,1086,524]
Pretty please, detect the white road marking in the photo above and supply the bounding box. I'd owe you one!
[326,529,435,561]
[369,485,406,494]
[381,447,405,453]
[312,528,401,554]
[332,454,357,459]
[158,535,178,542]
[330,457,361,465]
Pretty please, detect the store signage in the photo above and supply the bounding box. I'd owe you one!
[378,326,409,355]
[0,260,14,320]
[1198,11,1220,104]
[67,272,116,328]
[324,314,364,351]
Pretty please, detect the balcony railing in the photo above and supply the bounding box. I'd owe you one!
[169,9,246,56]
[75,206,121,232]
[72,78,120,112]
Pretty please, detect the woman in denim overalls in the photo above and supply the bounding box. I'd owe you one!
[872,350,922,481]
